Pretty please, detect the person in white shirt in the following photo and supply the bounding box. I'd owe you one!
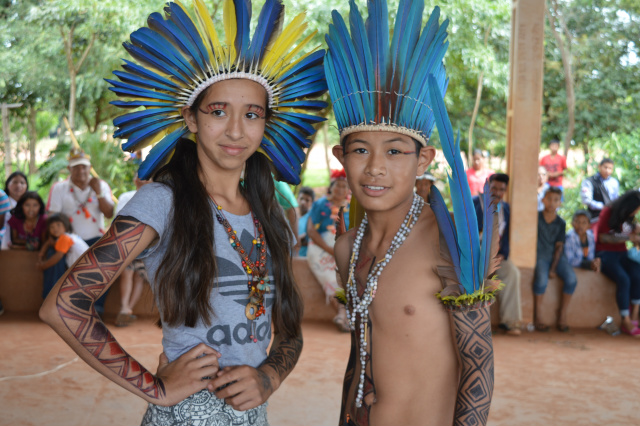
[46,148,114,245]
[45,148,114,315]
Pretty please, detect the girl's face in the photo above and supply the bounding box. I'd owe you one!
[8,176,27,200]
[22,198,41,220]
[49,221,66,238]
[329,180,350,202]
[182,79,267,179]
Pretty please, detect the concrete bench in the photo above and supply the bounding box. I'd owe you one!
[0,251,335,322]
[0,250,621,328]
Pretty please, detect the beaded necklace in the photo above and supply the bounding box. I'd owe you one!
[345,194,424,407]
[69,184,97,223]
[210,196,270,342]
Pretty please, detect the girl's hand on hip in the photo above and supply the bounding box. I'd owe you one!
[211,365,275,411]
[154,343,221,406]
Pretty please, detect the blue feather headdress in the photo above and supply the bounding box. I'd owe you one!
[108,0,328,183]
[427,75,502,308]
[324,0,449,146]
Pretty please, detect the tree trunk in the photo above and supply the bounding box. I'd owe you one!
[61,25,96,131]
[546,3,575,156]
[468,25,491,166]
[2,105,11,180]
[28,106,38,175]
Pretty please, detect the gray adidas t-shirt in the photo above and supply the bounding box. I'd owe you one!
[119,183,275,368]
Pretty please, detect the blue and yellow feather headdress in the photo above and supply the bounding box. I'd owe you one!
[324,0,449,146]
[108,0,328,184]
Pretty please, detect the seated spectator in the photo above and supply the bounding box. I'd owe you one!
[37,213,89,299]
[7,192,47,251]
[474,173,522,335]
[580,158,619,224]
[296,186,314,257]
[307,169,350,332]
[539,139,567,190]
[113,174,151,327]
[466,149,494,196]
[595,190,640,336]
[2,171,29,249]
[534,187,577,332]
[415,171,436,203]
[537,166,549,212]
[565,210,601,272]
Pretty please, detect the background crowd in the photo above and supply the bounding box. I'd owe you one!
[2,135,639,337]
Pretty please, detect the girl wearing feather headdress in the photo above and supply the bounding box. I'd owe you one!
[40,0,327,424]
[326,1,498,425]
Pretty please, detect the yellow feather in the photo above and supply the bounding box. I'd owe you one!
[273,43,320,81]
[193,0,223,68]
[273,32,319,80]
[262,13,306,73]
[224,0,237,64]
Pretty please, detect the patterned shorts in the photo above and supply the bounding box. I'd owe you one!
[140,389,269,426]
[126,259,149,281]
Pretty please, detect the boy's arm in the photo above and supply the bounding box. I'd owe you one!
[451,307,494,426]
[549,241,564,275]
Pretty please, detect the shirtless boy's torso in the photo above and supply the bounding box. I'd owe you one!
[335,206,458,426]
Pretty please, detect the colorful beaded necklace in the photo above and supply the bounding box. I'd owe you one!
[345,194,424,407]
[69,185,98,223]
[210,196,271,341]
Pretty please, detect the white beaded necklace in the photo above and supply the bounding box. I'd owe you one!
[345,194,424,407]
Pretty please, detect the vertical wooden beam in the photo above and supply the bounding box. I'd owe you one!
[506,0,546,269]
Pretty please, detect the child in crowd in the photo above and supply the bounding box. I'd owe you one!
[37,213,89,298]
[565,210,601,272]
[8,191,47,251]
[534,187,577,332]
[296,186,315,257]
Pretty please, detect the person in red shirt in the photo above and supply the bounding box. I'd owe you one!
[539,139,568,189]
[596,190,640,336]
[466,149,494,196]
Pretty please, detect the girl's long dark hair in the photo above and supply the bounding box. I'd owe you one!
[11,191,45,220]
[152,104,302,339]
[608,190,640,232]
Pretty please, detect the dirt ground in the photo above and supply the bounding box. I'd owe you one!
[1,313,638,426]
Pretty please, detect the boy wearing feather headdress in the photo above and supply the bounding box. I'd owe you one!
[326,1,497,425]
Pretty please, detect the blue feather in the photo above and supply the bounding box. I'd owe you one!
[480,180,500,281]
[113,71,176,92]
[123,42,191,86]
[147,13,204,75]
[264,125,303,167]
[115,115,177,139]
[121,120,178,151]
[260,138,299,184]
[131,28,196,78]
[277,112,322,135]
[106,82,180,103]
[276,50,325,83]
[324,35,358,125]
[120,59,181,89]
[278,81,328,102]
[166,3,209,72]
[323,55,347,128]
[278,100,327,110]
[349,0,374,120]
[247,0,283,65]
[429,185,461,276]
[113,107,177,127]
[137,127,189,180]
[271,118,316,151]
[110,100,174,109]
[428,75,480,293]
[234,0,252,62]
[365,0,388,120]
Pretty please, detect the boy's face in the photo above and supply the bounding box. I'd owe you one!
[572,215,590,235]
[49,221,66,238]
[333,131,434,213]
[549,142,559,154]
[297,193,313,215]
[543,191,562,212]
[489,180,507,202]
[599,162,614,179]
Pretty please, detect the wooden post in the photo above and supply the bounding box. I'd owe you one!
[505,0,546,269]
[2,103,23,182]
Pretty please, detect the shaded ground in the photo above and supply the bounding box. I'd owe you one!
[0,313,637,426]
